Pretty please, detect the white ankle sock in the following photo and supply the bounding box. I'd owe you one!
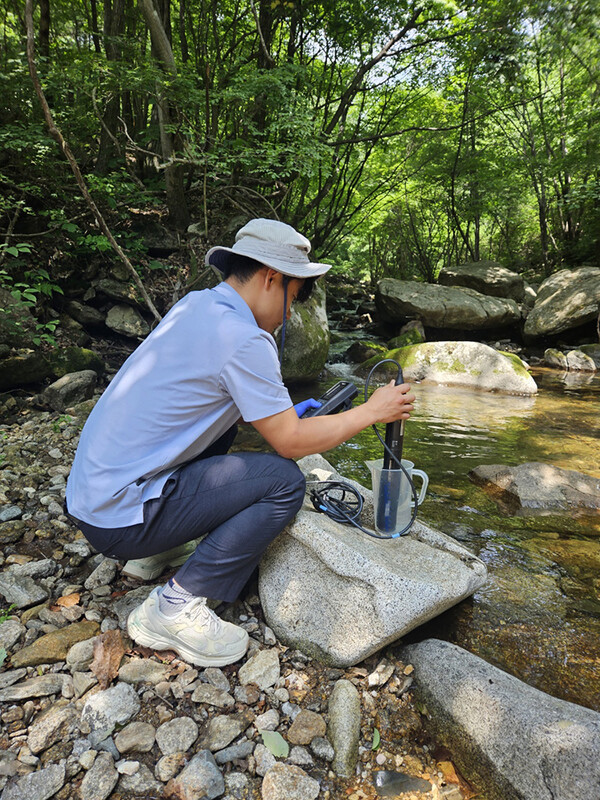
[158,578,204,617]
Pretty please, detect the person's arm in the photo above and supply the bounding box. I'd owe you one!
[251,380,415,460]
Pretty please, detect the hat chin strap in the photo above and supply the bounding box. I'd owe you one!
[279,277,289,365]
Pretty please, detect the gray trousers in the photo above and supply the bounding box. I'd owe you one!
[70,428,306,602]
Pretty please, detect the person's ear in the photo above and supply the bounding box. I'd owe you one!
[263,268,279,290]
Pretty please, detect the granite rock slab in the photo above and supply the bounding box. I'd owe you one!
[401,638,600,800]
[259,455,487,666]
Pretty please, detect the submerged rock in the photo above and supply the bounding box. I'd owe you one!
[361,341,537,396]
[259,455,487,666]
[469,462,600,514]
[401,638,600,800]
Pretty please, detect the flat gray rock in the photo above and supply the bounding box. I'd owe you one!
[1,762,65,800]
[165,749,225,800]
[0,674,65,702]
[156,716,198,755]
[261,763,320,800]
[238,648,280,690]
[438,260,525,301]
[469,462,600,514]
[81,682,141,745]
[401,639,600,800]
[376,277,521,330]
[259,456,487,667]
[80,752,118,800]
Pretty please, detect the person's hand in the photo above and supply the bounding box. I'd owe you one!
[293,398,322,417]
[366,379,415,424]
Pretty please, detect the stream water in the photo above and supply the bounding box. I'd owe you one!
[298,363,600,712]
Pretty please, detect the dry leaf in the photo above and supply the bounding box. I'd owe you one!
[89,629,126,689]
[438,761,460,784]
[56,593,80,607]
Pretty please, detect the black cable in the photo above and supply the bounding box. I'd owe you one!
[309,359,419,539]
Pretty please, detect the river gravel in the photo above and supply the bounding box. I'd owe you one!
[0,401,467,800]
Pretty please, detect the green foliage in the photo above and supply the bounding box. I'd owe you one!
[260,730,289,757]
[0,604,16,623]
[372,727,381,750]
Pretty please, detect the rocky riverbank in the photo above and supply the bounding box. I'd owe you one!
[0,404,469,800]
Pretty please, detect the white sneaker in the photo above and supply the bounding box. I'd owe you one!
[127,588,249,667]
[122,540,200,581]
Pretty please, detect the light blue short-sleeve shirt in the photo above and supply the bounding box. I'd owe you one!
[66,283,293,527]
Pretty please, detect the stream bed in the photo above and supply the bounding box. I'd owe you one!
[302,365,600,712]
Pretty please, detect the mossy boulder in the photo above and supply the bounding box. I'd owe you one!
[48,346,105,378]
[388,327,426,348]
[345,340,387,364]
[0,350,54,390]
[359,341,537,395]
[278,282,329,383]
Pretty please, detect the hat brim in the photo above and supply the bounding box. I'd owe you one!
[205,245,331,279]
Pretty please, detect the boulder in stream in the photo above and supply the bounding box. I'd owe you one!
[468,462,600,514]
[438,260,525,302]
[523,266,600,339]
[360,341,537,395]
[401,638,600,800]
[375,277,521,331]
[277,282,329,383]
[259,455,487,667]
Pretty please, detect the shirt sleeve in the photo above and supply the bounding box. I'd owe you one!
[219,332,292,422]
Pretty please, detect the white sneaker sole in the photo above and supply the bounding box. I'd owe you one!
[122,544,197,581]
[127,608,249,668]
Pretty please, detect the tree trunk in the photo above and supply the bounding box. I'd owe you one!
[96,0,127,174]
[138,0,189,230]
[39,0,50,59]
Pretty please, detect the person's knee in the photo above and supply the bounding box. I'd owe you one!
[277,456,306,512]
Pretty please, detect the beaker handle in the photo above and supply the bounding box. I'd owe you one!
[411,469,429,506]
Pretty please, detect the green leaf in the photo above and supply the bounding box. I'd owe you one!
[6,246,19,257]
[372,728,380,750]
[260,730,289,758]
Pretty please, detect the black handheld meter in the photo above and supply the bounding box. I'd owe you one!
[301,380,358,417]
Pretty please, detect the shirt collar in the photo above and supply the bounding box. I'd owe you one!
[213,281,257,327]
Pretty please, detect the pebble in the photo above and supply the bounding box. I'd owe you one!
[203,714,248,752]
[1,761,66,800]
[254,743,277,776]
[254,708,280,731]
[287,709,327,745]
[27,703,80,755]
[203,666,231,691]
[84,558,117,590]
[191,683,235,708]
[114,720,156,754]
[261,762,320,800]
[165,749,225,800]
[79,752,118,800]
[0,619,24,651]
[214,739,255,764]
[118,658,171,685]
[0,505,22,522]
[0,674,65,702]
[238,647,280,690]
[156,716,199,755]
[80,682,141,745]
[155,752,186,782]
[119,762,163,794]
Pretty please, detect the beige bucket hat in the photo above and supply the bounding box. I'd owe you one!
[205,218,331,279]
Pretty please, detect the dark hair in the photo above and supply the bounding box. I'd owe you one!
[218,253,265,282]
[220,253,317,302]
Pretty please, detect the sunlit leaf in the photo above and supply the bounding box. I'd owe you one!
[260,730,289,758]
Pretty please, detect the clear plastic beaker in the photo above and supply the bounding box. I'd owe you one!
[366,458,429,536]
